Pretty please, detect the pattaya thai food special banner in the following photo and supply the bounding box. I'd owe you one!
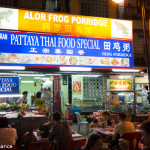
[0,7,132,40]
[0,31,133,68]
[0,77,19,94]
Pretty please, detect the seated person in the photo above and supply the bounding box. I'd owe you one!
[141,120,150,150]
[0,117,18,145]
[90,111,114,128]
[48,111,73,150]
[85,133,103,150]
[111,111,135,148]
[44,114,55,129]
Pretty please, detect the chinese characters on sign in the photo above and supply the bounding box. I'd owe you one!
[0,31,133,68]
[73,81,81,94]
[0,7,132,40]
[109,80,132,91]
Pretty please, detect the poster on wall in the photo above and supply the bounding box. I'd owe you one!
[73,81,81,94]
[108,80,132,91]
[0,7,132,40]
[0,31,133,68]
[0,77,19,94]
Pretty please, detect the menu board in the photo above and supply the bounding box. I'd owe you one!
[0,31,133,68]
[0,7,132,40]
[109,80,132,91]
[0,77,19,94]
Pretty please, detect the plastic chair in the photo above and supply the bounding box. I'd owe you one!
[67,139,86,150]
[133,122,141,129]
[75,112,89,134]
[18,131,29,150]
[28,141,55,150]
[121,132,142,150]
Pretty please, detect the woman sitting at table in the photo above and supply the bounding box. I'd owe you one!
[48,111,73,150]
[89,111,115,128]
[0,117,18,145]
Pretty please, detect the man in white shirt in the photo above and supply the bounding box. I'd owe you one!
[15,91,28,104]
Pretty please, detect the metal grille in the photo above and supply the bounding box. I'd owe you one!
[81,0,108,17]
[83,76,107,99]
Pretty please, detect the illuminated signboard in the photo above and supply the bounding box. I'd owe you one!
[0,77,19,94]
[0,31,133,68]
[109,80,132,91]
[0,7,132,40]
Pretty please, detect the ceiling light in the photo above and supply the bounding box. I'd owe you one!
[118,93,125,96]
[18,74,45,77]
[0,94,22,98]
[0,66,25,70]
[140,72,144,74]
[21,81,34,83]
[112,69,139,73]
[112,0,124,3]
[41,78,50,80]
[60,67,92,72]
[45,74,61,76]
[0,73,17,75]
[34,77,41,79]
[119,75,132,78]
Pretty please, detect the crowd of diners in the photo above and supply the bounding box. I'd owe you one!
[0,111,150,150]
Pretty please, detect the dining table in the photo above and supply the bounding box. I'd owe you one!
[32,131,86,142]
[92,127,141,137]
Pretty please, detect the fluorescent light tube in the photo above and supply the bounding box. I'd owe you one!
[60,67,92,71]
[112,0,124,3]
[41,78,50,80]
[18,74,45,77]
[0,94,22,98]
[21,81,34,83]
[34,77,41,79]
[76,75,101,77]
[0,66,25,70]
[0,73,17,75]
[118,93,125,96]
[45,74,61,76]
[112,69,139,73]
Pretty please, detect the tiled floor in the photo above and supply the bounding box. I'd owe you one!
[70,123,89,139]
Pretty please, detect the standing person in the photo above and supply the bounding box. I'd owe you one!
[36,91,42,99]
[147,92,150,104]
[141,120,150,150]
[49,111,73,150]
[0,117,18,145]
[15,91,28,104]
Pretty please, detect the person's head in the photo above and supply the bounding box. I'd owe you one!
[36,91,41,99]
[51,111,61,122]
[48,114,53,122]
[101,111,110,121]
[141,120,150,146]
[0,117,8,128]
[118,111,126,122]
[85,133,103,150]
[22,91,28,99]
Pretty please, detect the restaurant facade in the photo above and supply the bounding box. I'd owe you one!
[0,6,149,119]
